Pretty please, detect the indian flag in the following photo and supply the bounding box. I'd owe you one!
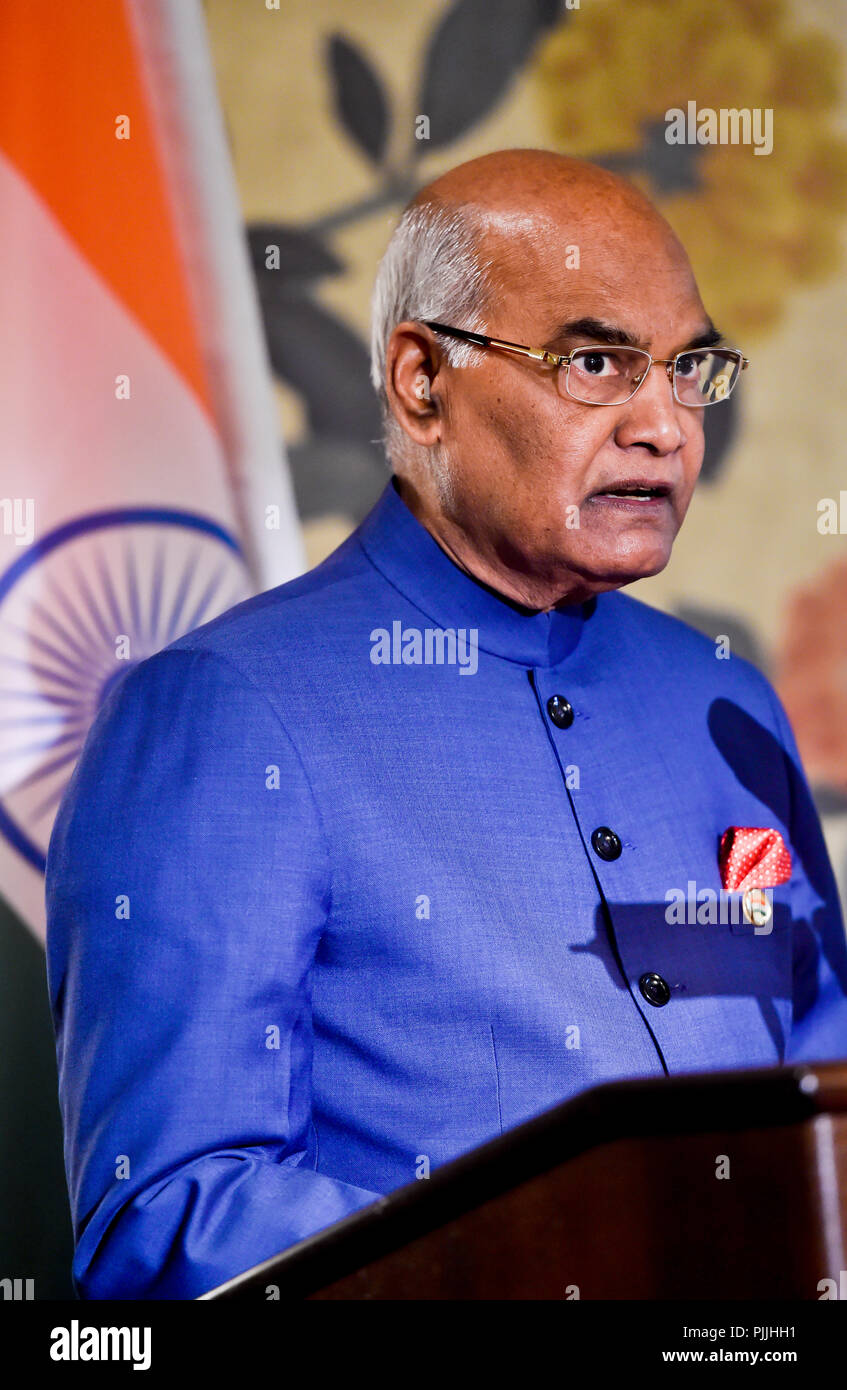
[0,0,303,941]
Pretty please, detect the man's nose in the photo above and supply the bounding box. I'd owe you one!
[614,361,687,455]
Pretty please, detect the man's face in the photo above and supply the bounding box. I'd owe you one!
[432,208,713,602]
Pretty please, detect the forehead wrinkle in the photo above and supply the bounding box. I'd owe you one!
[540,261,708,347]
[481,216,699,301]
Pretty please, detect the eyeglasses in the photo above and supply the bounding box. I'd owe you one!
[423,321,748,407]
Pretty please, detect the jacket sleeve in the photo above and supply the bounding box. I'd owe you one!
[764,682,847,1063]
[45,645,381,1300]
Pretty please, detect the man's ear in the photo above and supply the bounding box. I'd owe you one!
[385,322,442,448]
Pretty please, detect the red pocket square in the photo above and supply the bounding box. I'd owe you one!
[718,826,792,892]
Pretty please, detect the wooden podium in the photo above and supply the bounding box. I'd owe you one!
[200,1061,847,1300]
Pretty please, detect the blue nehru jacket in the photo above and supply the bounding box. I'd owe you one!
[46,475,847,1299]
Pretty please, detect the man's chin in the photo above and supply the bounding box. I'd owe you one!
[570,545,674,593]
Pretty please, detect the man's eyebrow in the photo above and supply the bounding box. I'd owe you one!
[682,324,723,350]
[546,317,642,348]
[544,317,724,351]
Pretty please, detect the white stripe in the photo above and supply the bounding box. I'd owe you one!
[126,0,305,589]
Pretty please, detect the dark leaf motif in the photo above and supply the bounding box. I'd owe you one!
[288,438,388,525]
[640,119,708,197]
[246,224,343,285]
[415,0,565,154]
[327,33,391,166]
[812,783,847,815]
[260,293,382,443]
[701,388,739,484]
[591,123,708,198]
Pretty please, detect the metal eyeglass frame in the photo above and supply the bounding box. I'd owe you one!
[422,320,749,407]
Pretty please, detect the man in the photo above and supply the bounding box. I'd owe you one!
[46,149,847,1300]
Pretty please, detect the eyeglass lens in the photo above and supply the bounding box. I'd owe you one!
[562,347,742,405]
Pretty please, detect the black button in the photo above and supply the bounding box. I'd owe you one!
[547,694,574,729]
[639,972,671,1007]
[591,826,622,861]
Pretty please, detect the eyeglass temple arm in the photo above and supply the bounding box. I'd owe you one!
[423,321,562,364]
[424,321,487,346]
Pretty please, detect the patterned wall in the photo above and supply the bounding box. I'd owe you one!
[206,0,847,903]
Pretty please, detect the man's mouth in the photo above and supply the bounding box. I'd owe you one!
[592,479,672,499]
[589,480,672,503]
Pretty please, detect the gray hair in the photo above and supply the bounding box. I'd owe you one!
[369,200,493,469]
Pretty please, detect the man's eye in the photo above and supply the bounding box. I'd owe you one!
[675,353,704,378]
[576,351,616,376]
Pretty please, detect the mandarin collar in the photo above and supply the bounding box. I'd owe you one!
[355,476,591,669]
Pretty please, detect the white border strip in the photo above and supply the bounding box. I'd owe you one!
[125,0,304,589]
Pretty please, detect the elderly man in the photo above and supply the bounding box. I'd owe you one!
[46,149,847,1300]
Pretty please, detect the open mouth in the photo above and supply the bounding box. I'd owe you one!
[591,483,671,501]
